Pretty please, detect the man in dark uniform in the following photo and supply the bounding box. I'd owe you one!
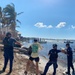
[2,32,21,74]
[65,43,74,75]
[41,44,65,75]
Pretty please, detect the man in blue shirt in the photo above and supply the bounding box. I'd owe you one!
[65,43,74,75]
[2,32,21,74]
[41,44,64,75]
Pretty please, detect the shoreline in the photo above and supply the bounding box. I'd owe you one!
[0,44,75,75]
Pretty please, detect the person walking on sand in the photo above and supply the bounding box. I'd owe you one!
[1,32,21,74]
[64,43,75,75]
[24,39,42,75]
[41,44,65,75]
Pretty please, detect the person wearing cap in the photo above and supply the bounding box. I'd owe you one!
[41,44,65,75]
[1,32,21,74]
[65,43,74,75]
[24,39,42,75]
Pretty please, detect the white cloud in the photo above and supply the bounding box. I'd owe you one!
[47,25,53,28]
[71,25,75,29]
[34,22,53,28]
[34,22,47,28]
[56,22,66,28]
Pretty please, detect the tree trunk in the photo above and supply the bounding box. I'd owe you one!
[10,22,17,38]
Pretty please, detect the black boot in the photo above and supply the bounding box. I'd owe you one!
[24,71,27,75]
[0,69,5,74]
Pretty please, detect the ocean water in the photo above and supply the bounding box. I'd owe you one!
[22,40,75,66]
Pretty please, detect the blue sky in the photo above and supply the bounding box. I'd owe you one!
[0,0,75,39]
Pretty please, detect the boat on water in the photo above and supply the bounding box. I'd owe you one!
[38,38,47,44]
[39,41,47,44]
[64,40,73,43]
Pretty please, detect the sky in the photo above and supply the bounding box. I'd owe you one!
[0,0,75,39]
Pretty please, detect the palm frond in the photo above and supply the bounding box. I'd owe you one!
[11,3,15,7]
[16,19,21,24]
[17,12,24,15]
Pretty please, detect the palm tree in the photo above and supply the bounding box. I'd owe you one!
[0,7,6,40]
[3,3,23,37]
[0,3,23,38]
[0,7,5,35]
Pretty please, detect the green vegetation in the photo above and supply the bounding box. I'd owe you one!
[0,3,23,37]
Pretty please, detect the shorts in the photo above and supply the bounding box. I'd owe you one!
[29,57,39,62]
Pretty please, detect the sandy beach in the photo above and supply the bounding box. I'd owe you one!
[0,46,65,75]
[0,44,75,75]
[0,53,65,75]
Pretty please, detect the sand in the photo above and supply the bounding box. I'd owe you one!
[0,44,74,75]
[0,52,65,75]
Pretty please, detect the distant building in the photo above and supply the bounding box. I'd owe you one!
[0,26,20,40]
